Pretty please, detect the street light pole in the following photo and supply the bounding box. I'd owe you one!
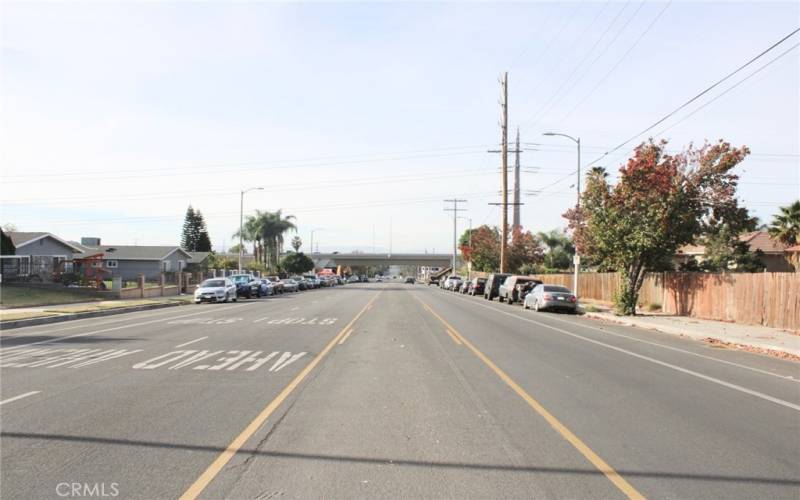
[239,187,263,273]
[543,132,581,298]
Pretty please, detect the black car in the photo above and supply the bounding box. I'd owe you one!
[405,277,415,284]
[229,274,262,298]
[484,273,510,301]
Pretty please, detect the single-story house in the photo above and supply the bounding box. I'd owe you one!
[3,231,84,278]
[72,238,193,280]
[676,230,795,272]
[187,251,213,270]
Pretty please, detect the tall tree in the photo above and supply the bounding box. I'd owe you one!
[194,210,213,252]
[537,229,575,271]
[768,200,800,245]
[280,252,315,274]
[565,139,750,315]
[1,228,15,255]
[182,206,212,252]
[291,236,302,252]
[507,226,545,273]
[459,225,500,272]
[181,206,198,250]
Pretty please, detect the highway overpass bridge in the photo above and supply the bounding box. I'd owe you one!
[311,253,459,268]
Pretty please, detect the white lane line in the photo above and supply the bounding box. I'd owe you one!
[291,307,299,311]
[0,391,40,406]
[446,292,799,382]
[175,337,209,348]
[253,317,271,323]
[438,292,800,412]
[0,302,257,352]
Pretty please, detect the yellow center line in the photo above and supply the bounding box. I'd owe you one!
[413,296,645,500]
[180,291,382,500]
[337,328,355,345]
[444,328,463,345]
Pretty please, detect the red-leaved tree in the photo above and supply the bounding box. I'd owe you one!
[564,139,749,315]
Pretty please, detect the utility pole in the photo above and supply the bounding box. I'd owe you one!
[500,72,509,273]
[444,199,467,274]
[513,127,521,229]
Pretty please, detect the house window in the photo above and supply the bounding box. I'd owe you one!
[162,261,172,272]
[91,261,103,268]
[105,260,118,268]
[178,260,185,271]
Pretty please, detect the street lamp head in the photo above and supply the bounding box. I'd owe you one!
[542,132,556,136]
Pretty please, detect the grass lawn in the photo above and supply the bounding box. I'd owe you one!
[0,286,104,309]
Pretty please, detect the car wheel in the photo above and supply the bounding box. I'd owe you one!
[533,300,540,312]
[498,296,504,302]
[523,301,529,309]
[223,292,229,303]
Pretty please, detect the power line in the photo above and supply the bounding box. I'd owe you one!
[587,26,800,167]
[521,0,637,129]
[556,0,668,126]
[0,149,491,184]
[652,42,800,138]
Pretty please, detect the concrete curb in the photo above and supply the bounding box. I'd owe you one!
[0,301,187,330]
[582,312,800,357]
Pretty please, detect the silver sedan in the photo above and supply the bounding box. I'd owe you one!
[523,284,578,313]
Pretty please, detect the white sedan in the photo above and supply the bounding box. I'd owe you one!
[194,278,238,303]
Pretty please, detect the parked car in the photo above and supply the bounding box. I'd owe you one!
[405,276,415,284]
[427,277,440,286]
[348,275,361,283]
[290,276,308,290]
[468,277,486,296]
[303,275,319,288]
[497,276,542,304]
[258,279,275,296]
[443,275,462,291]
[459,280,471,294]
[484,273,510,301]
[281,278,300,293]
[229,274,262,299]
[194,278,237,303]
[266,276,284,294]
[524,284,577,313]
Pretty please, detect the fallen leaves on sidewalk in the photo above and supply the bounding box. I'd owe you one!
[703,337,800,362]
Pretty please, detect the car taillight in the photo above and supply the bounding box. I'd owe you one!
[569,296,576,302]
[543,293,553,300]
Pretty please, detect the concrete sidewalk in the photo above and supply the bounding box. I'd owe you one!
[0,296,192,329]
[579,299,800,359]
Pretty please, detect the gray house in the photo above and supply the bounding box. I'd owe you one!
[5,232,84,278]
[73,239,193,280]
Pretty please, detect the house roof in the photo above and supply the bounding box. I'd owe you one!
[8,232,83,252]
[785,245,800,253]
[72,244,192,261]
[188,251,212,263]
[739,231,788,254]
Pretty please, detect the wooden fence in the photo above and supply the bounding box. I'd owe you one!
[468,271,799,331]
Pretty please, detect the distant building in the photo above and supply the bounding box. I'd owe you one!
[676,231,795,272]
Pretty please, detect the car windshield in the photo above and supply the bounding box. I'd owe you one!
[200,280,225,288]
[231,276,250,283]
[544,286,572,293]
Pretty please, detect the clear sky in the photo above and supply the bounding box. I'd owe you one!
[2,1,798,254]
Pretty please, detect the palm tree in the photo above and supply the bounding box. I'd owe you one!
[768,200,800,245]
[250,210,297,271]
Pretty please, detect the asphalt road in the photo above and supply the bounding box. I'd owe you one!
[1,282,798,499]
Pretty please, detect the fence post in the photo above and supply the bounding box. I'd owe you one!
[177,272,183,293]
[160,273,165,296]
[138,274,145,298]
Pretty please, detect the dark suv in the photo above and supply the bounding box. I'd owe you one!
[229,274,262,298]
[484,273,510,301]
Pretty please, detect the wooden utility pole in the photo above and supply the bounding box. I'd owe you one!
[500,72,509,273]
[513,127,521,229]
